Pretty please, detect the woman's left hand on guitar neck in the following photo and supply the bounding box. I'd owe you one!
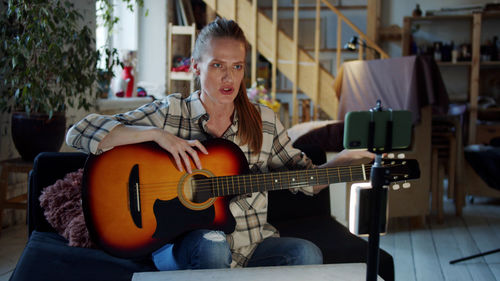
[312,149,375,194]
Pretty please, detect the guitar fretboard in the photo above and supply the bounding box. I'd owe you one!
[203,165,370,197]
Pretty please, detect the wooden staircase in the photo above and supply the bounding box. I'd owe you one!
[202,0,388,123]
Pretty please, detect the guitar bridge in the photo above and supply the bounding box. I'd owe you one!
[128,164,142,228]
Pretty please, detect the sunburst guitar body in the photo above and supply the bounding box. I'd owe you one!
[82,139,245,258]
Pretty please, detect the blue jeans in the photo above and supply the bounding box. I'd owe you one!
[152,229,323,270]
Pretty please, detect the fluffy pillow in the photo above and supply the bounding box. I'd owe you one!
[39,169,94,248]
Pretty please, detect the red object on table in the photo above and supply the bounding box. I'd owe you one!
[122,66,134,98]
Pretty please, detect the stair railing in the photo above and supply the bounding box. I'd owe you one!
[202,0,389,125]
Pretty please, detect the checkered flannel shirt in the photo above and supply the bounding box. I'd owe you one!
[66,91,315,267]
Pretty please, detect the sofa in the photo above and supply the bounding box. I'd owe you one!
[9,144,394,281]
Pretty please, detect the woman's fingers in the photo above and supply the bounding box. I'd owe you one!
[187,140,207,170]
[179,150,194,174]
[155,131,208,174]
[190,140,208,154]
[172,140,207,173]
[171,153,184,173]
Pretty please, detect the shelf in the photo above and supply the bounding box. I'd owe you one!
[406,11,500,23]
[478,107,500,120]
[260,5,367,11]
[482,11,500,19]
[167,23,196,94]
[480,61,500,66]
[434,61,499,67]
[403,11,500,144]
[406,15,473,22]
[170,25,197,35]
[170,71,193,81]
[437,61,471,67]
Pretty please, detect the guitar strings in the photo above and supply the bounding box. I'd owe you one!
[136,165,371,189]
[136,164,405,192]
[136,167,410,202]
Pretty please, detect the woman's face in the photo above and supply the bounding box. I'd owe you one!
[193,38,246,108]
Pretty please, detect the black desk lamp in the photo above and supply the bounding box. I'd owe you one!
[344,36,380,59]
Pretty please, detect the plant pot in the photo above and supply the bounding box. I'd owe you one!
[11,112,66,161]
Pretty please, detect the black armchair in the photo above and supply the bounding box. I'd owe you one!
[10,152,156,281]
[10,147,394,281]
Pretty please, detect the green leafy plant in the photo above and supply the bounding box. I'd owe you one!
[0,0,100,118]
[0,0,145,118]
[96,47,122,98]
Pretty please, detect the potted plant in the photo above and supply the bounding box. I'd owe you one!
[97,47,122,98]
[0,0,99,160]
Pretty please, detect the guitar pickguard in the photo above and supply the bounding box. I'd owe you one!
[152,198,216,240]
[152,196,237,242]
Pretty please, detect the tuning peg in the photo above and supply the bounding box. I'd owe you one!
[397,153,406,159]
[392,184,400,190]
[403,182,411,189]
[388,153,395,159]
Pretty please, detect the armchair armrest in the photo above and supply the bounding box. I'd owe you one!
[28,152,88,236]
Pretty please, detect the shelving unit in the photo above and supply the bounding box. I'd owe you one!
[402,12,500,144]
[167,23,196,95]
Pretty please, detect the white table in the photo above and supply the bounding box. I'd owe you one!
[132,263,383,281]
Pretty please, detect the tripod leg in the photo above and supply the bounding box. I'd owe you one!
[450,248,500,264]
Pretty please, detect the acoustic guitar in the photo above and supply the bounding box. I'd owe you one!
[82,138,419,258]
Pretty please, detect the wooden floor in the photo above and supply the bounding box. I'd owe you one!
[0,197,499,281]
[380,196,500,281]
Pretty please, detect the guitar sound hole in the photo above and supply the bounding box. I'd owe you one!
[192,174,211,203]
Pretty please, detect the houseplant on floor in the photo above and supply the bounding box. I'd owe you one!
[0,0,100,160]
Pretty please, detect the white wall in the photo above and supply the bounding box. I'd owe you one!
[137,0,168,99]
[112,0,139,51]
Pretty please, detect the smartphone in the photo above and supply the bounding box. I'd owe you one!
[343,110,412,151]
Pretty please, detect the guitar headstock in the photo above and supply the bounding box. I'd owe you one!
[381,159,420,184]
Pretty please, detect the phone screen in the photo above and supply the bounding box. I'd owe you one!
[343,110,412,151]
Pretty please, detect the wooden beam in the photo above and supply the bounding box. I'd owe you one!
[292,0,299,125]
[206,4,216,23]
[358,42,364,60]
[366,0,381,60]
[167,22,173,94]
[468,12,481,144]
[271,0,278,100]
[402,17,411,56]
[336,16,342,72]
[251,0,258,85]
[234,0,238,21]
[313,0,321,120]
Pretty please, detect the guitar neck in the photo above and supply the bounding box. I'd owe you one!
[208,164,370,197]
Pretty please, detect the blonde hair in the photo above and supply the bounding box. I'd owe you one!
[193,18,262,153]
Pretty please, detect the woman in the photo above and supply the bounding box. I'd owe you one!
[66,17,372,270]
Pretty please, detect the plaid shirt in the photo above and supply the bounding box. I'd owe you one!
[66,91,314,267]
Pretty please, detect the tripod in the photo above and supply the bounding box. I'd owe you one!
[450,248,500,264]
[365,101,393,281]
[344,100,413,280]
